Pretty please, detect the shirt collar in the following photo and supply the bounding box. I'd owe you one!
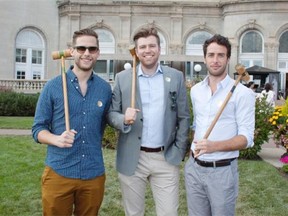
[201,73,230,89]
[138,63,163,77]
[67,65,94,82]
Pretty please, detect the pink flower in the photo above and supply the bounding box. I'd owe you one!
[279,155,288,164]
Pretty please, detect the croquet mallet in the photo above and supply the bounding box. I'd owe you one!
[129,45,139,108]
[52,49,72,131]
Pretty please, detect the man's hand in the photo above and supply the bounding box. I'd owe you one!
[124,107,140,125]
[55,129,77,148]
[193,139,214,158]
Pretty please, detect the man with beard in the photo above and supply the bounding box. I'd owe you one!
[32,28,111,215]
[184,34,255,216]
[107,27,190,216]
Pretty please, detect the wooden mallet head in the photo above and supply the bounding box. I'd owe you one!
[52,49,72,60]
[235,64,250,82]
[129,45,139,62]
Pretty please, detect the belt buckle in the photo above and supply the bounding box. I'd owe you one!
[213,161,216,168]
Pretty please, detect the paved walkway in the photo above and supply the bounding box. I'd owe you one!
[0,129,286,168]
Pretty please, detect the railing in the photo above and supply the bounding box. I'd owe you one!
[0,79,115,93]
[0,79,48,93]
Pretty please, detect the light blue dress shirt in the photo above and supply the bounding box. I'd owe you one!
[190,74,255,161]
[138,64,165,148]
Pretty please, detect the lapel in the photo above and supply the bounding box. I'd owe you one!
[162,66,172,113]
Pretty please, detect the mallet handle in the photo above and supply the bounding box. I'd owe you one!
[61,56,70,131]
[131,54,137,108]
[203,76,242,139]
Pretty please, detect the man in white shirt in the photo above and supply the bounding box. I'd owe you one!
[184,34,255,216]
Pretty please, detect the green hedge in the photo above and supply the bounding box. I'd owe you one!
[0,92,39,116]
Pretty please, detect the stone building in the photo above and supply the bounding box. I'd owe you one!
[1,0,288,94]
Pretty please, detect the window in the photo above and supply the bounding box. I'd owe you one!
[93,59,114,80]
[17,71,26,79]
[279,31,288,53]
[241,31,263,53]
[158,32,167,55]
[278,61,286,69]
[239,31,264,67]
[15,28,45,80]
[186,31,212,56]
[33,71,41,79]
[95,29,115,54]
[185,31,212,80]
[94,29,116,81]
[277,31,288,74]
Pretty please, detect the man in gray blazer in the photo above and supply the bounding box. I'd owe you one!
[107,27,190,216]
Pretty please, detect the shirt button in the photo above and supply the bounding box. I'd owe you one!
[83,112,86,115]
[76,86,79,89]
[82,155,85,157]
[83,126,86,129]
[82,140,85,144]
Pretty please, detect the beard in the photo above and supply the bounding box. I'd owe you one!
[74,59,95,72]
[208,65,227,77]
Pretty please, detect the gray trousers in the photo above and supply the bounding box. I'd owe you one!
[184,156,239,216]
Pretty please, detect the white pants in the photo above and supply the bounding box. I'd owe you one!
[118,151,180,216]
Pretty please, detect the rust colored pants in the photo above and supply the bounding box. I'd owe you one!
[41,166,105,216]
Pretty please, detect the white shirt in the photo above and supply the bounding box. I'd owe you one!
[260,90,275,107]
[190,74,255,161]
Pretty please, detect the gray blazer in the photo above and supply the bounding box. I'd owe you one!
[107,65,190,176]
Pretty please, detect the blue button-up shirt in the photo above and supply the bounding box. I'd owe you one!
[32,67,112,179]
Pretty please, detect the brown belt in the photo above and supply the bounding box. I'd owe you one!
[140,146,164,153]
[191,151,236,168]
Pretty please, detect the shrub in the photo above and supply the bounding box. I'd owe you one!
[0,92,39,116]
[240,97,274,159]
[281,164,288,174]
[103,125,118,149]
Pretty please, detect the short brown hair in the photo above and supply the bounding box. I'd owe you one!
[72,28,99,47]
[203,34,231,58]
[133,27,160,46]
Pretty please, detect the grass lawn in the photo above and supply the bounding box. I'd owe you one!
[0,116,34,129]
[0,135,287,216]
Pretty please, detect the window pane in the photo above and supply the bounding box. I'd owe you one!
[253,60,263,66]
[32,50,42,64]
[15,48,27,63]
[279,31,288,53]
[279,61,286,69]
[240,60,250,68]
[242,31,262,53]
[93,60,106,73]
[33,71,41,79]
[188,31,212,45]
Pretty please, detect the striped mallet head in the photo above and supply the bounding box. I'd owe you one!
[235,64,250,82]
[52,49,72,60]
